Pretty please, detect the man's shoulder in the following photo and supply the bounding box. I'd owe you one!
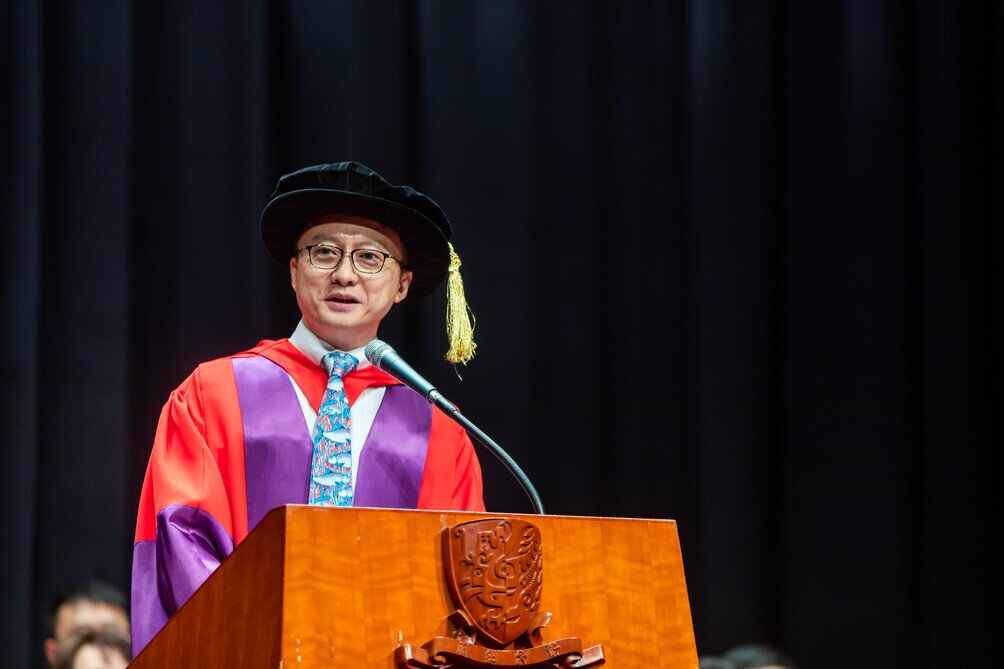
[192,338,290,366]
[239,338,294,358]
[182,338,293,383]
[165,338,297,407]
[194,337,327,385]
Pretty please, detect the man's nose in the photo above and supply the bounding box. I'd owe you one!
[329,255,359,282]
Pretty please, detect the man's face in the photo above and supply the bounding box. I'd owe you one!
[290,216,413,350]
[43,602,130,664]
[71,643,129,669]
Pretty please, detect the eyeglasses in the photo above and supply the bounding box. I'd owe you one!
[297,243,405,274]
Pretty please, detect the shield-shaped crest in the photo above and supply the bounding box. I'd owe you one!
[442,518,543,646]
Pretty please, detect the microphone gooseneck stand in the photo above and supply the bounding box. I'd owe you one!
[365,340,546,515]
[430,392,546,516]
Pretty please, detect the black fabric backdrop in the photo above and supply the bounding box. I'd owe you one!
[1,2,1000,667]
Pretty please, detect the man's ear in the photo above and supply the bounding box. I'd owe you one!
[289,257,298,292]
[43,637,58,663]
[395,269,414,304]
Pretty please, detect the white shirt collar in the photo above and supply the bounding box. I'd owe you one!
[288,320,372,370]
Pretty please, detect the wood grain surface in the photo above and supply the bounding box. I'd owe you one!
[130,506,699,668]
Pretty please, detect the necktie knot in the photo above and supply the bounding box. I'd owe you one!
[323,351,358,379]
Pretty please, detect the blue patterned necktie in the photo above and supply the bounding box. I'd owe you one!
[309,350,359,506]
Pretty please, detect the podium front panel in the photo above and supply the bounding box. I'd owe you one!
[131,506,698,668]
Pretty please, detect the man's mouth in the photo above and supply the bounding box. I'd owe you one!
[326,294,360,304]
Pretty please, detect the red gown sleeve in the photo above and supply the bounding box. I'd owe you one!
[130,360,247,657]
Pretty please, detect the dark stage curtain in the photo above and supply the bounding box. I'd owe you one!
[1,2,1000,667]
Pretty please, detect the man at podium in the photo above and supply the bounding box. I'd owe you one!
[130,163,485,656]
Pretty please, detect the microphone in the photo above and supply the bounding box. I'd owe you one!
[364,339,458,416]
[365,339,546,515]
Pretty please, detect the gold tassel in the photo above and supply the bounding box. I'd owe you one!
[444,242,477,365]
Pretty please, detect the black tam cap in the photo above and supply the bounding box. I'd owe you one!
[260,162,452,299]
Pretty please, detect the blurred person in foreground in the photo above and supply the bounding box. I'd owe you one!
[43,581,129,667]
[52,630,130,669]
[699,642,797,669]
[131,162,484,656]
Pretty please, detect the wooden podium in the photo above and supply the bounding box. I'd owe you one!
[129,506,698,668]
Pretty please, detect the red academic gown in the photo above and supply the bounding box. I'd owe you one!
[131,339,484,656]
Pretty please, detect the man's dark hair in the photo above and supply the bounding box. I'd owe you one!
[51,629,131,669]
[46,580,128,637]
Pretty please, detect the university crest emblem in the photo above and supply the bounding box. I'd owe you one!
[395,518,605,669]
[443,517,542,646]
